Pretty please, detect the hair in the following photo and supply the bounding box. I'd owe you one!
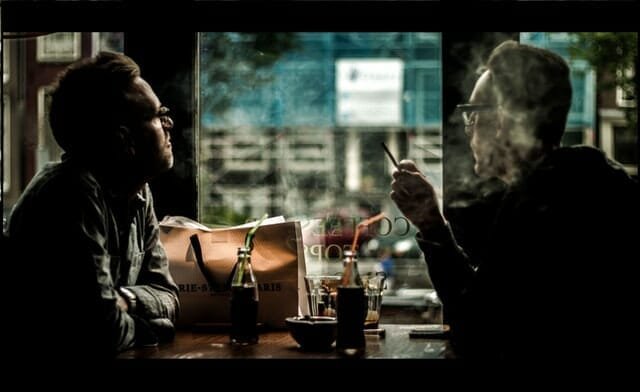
[49,51,141,155]
[486,40,572,147]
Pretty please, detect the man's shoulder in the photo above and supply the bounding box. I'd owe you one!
[7,162,105,237]
[14,161,104,208]
[527,146,634,191]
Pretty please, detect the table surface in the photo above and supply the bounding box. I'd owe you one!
[117,323,454,360]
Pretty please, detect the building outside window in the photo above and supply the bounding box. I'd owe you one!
[198,33,443,309]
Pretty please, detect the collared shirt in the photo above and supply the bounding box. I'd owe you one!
[7,156,179,356]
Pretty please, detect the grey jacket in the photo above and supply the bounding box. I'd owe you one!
[7,156,179,357]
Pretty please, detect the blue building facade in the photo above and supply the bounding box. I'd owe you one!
[201,33,442,130]
[202,32,594,133]
[521,32,596,144]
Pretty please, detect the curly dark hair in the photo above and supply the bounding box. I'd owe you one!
[49,51,140,154]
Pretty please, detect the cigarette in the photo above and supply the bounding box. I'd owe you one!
[381,142,400,169]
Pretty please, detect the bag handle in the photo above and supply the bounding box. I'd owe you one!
[189,234,235,292]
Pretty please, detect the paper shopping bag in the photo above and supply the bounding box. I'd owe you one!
[159,216,306,328]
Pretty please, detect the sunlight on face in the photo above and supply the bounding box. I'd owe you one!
[127,77,174,178]
[467,71,505,179]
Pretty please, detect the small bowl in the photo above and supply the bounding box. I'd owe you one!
[285,316,337,351]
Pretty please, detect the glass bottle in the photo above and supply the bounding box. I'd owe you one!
[336,249,366,356]
[230,247,259,345]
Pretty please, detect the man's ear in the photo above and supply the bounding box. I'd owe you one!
[116,125,136,158]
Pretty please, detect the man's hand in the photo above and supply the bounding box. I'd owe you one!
[390,159,445,232]
[115,291,129,313]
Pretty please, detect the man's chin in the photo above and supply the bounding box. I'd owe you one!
[153,157,174,176]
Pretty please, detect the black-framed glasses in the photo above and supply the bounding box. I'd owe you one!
[456,104,497,134]
[157,106,173,129]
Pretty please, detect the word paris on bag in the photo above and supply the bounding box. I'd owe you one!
[159,216,306,328]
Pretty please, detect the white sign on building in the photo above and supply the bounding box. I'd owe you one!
[336,58,404,126]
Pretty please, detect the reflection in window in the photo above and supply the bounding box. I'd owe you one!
[199,36,440,234]
[199,32,442,224]
[198,33,443,303]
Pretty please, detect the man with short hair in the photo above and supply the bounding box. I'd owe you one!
[391,41,637,360]
[7,52,179,358]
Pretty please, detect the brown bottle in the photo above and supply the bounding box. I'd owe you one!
[336,250,366,356]
[230,247,259,345]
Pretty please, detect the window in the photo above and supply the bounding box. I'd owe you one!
[613,125,638,169]
[37,86,62,170]
[2,30,636,325]
[616,68,636,108]
[91,32,124,55]
[36,32,81,63]
[198,33,443,315]
[2,40,8,84]
[2,95,9,195]
[2,41,10,209]
[2,32,121,219]
[522,32,637,173]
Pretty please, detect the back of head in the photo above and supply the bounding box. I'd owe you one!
[486,41,572,148]
[49,51,140,160]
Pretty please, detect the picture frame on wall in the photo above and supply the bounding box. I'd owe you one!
[36,32,81,63]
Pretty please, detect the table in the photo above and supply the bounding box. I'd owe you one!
[114,324,458,384]
[117,324,453,360]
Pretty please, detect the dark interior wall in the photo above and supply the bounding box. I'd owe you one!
[124,32,198,220]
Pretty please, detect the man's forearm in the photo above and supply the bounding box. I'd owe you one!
[416,222,475,308]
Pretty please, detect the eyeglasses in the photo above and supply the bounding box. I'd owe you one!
[157,106,174,129]
[456,104,497,135]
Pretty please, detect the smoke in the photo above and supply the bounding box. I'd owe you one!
[444,34,569,206]
[444,34,518,205]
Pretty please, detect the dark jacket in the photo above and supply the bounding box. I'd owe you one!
[6,156,179,359]
[418,146,638,361]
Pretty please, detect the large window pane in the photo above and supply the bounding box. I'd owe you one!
[198,33,443,312]
[521,32,637,176]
